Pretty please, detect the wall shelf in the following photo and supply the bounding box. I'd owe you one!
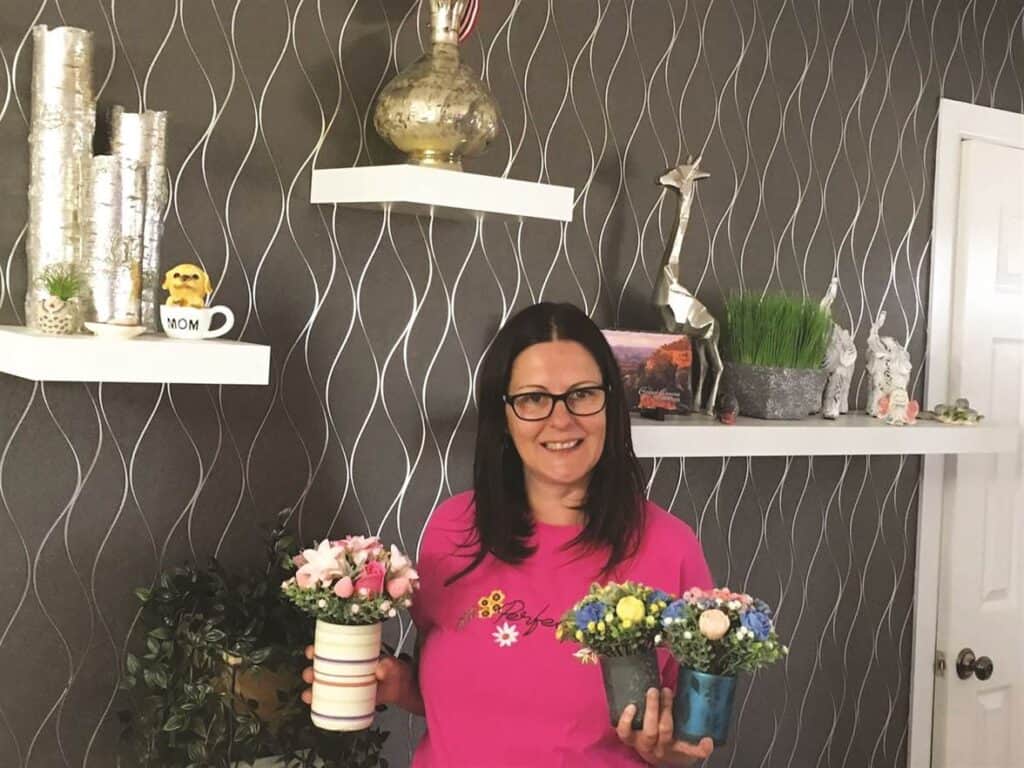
[0,325,270,385]
[310,164,574,222]
[630,413,1018,458]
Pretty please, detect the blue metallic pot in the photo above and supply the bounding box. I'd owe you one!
[599,649,661,730]
[672,667,737,746]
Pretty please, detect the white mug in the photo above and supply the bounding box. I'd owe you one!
[160,305,234,340]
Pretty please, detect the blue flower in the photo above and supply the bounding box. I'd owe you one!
[647,589,671,606]
[752,598,773,618]
[662,599,686,620]
[741,610,773,641]
[575,601,605,627]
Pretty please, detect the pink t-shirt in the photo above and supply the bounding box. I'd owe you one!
[409,491,713,768]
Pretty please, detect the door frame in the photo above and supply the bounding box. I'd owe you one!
[910,98,1024,768]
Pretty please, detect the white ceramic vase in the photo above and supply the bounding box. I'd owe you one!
[310,619,381,732]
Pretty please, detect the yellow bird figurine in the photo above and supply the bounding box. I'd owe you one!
[162,263,212,308]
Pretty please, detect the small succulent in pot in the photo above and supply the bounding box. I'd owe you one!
[36,262,83,335]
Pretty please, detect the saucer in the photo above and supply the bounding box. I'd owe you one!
[84,322,148,340]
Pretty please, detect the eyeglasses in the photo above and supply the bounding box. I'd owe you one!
[503,385,609,421]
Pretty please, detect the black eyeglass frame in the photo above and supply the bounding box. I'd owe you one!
[502,384,610,421]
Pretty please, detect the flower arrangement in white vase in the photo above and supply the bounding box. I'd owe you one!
[281,535,418,732]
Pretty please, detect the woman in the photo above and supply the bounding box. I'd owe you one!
[303,302,715,766]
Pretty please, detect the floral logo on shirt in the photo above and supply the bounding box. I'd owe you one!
[493,622,519,648]
[477,589,506,618]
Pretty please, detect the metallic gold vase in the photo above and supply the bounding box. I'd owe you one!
[372,0,499,171]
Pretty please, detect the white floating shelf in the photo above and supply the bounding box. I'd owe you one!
[0,325,270,386]
[310,164,574,222]
[630,413,1018,458]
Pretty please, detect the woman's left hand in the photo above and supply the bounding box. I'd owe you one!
[616,687,714,766]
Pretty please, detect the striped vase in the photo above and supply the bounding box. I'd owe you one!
[310,619,382,731]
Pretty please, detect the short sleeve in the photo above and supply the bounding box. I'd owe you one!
[409,521,444,632]
[408,492,477,634]
[679,524,713,593]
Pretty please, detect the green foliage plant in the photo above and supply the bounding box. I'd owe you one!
[723,293,832,370]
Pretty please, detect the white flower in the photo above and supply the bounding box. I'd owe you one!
[402,599,412,607]
[728,600,741,611]
[388,544,412,574]
[317,599,327,609]
[388,608,397,618]
[295,540,346,588]
[573,647,598,664]
[654,634,663,645]
[380,600,392,612]
[683,631,693,640]
[493,622,520,648]
[351,604,360,614]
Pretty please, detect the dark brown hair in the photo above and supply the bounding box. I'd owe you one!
[446,302,646,585]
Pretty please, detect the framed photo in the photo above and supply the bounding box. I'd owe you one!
[603,329,693,414]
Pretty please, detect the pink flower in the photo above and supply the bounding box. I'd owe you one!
[386,544,419,597]
[342,535,383,554]
[387,576,412,599]
[292,554,307,567]
[333,576,354,598]
[355,559,386,597]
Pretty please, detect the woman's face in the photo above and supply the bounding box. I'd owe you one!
[505,340,607,495]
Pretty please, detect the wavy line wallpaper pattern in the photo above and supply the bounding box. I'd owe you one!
[0,1,1021,766]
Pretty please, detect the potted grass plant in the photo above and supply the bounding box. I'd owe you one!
[661,588,787,746]
[722,294,832,419]
[556,582,671,729]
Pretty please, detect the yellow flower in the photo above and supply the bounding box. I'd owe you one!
[556,626,564,640]
[616,596,646,623]
[479,607,493,618]
[490,589,505,603]
[622,619,633,629]
[597,621,606,633]
[575,630,584,641]
[587,621,596,632]
[478,597,491,609]
[645,616,656,626]
[699,609,731,640]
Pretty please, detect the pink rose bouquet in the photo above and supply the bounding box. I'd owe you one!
[281,536,419,625]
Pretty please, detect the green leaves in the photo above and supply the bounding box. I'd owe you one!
[724,293,833,370]
[119,521,390,767]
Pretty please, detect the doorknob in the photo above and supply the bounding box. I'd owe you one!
[956,648,994,681]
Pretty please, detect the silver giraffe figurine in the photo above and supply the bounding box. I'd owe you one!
[653,157,722,415]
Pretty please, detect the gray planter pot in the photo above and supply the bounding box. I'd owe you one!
[724,362,826,420]
[599,649,661,730]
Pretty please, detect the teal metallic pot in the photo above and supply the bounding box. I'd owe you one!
[672,667,737,746]
[599,649,661,730]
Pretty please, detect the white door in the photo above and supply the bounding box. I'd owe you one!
[933,138,1024,768]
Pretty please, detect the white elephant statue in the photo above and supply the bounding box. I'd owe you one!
[822,325,856,419]
[819,277,857,419]
[866,311,912,417]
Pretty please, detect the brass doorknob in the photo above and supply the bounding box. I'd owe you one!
[956,648,994,681]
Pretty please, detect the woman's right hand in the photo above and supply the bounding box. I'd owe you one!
[301,645,420,712]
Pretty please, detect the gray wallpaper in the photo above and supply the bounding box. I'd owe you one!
[0,1,1022,766]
